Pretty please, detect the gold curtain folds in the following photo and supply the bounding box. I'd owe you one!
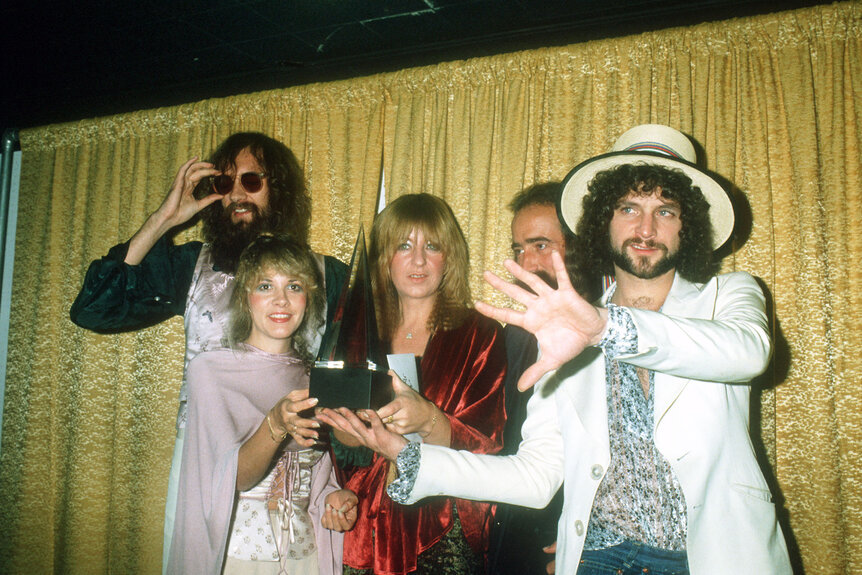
[1,2,859,573]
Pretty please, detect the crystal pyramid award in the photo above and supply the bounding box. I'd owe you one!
[309,226,393,409]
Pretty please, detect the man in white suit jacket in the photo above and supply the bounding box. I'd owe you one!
[319,125,792,574]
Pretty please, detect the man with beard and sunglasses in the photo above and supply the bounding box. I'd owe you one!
[357,125,791,574]
[70,132,348,571]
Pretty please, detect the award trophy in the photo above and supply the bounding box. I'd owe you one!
[309,226,393,409]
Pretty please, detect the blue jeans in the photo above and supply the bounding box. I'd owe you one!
[577,540,689,575]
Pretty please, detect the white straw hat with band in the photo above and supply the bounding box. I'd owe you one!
[559,124,734,250]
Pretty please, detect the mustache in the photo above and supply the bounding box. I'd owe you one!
[514,269,558,293]
[224,201,262,219]
[623,238,666,252]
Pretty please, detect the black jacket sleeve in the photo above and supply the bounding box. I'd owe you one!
[69,237,202,333]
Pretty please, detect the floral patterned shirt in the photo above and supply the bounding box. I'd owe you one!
[585,303,687,551]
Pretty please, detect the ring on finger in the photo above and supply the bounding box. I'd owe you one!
[385,415,394,424]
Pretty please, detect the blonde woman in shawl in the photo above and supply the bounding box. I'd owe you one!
[168,235,357,574]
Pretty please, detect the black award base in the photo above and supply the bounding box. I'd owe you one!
[309,365,393,410]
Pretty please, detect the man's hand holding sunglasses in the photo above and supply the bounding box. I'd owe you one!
[124,157,221,265]
[162,157,225,228]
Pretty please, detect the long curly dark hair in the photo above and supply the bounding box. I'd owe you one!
[194,132,311,272]
[572,163,718,297]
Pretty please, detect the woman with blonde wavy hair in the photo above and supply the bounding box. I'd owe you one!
[319,193,507,575]
[169,235,357,575]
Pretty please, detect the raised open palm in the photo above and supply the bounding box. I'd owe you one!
[475,251,608,391]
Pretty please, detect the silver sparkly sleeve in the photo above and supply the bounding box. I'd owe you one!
[597,303,638,358]
[386,441,422,503]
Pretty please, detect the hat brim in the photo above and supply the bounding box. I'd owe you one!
[560,151,734,250]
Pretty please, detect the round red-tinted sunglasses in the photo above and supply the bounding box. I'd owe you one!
[211,171,268,195]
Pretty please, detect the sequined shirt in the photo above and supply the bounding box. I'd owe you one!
[585,303,687,551]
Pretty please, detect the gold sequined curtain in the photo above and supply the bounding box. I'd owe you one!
[1,2,859,573]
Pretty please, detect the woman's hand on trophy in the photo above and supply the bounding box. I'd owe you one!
[316,406,408,461]
[271,388,320,447]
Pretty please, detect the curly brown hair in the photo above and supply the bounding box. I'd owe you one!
[572,163,718,296]
[370,194,471,341]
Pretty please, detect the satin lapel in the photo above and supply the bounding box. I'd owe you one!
[551,284,613,445]
[654,274,712,424]
[654,373,687,429]
[552,346,609,449]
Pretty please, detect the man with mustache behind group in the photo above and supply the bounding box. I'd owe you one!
[70,132,347,571]
[490,182,574,575]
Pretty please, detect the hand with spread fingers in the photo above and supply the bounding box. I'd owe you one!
[316,407,408,462]
[376,372,448,444]
[270,388,321,448]
[475,250,609,391]
[322,489,359,532]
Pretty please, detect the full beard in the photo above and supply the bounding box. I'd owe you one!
[611,238,679,280]
[206,202,273,274]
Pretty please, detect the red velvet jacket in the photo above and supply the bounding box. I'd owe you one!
[342,310,507,574]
